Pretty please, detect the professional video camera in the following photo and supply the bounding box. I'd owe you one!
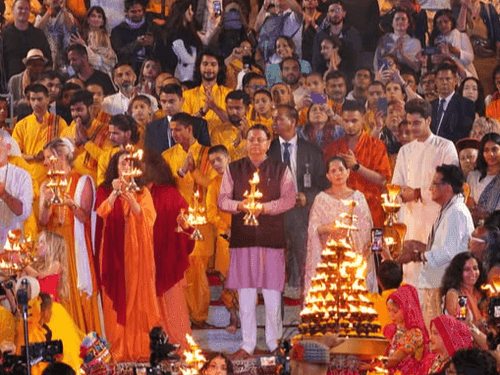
[2,340,63,375]
[133,327,179,375]
[259,339,292,375]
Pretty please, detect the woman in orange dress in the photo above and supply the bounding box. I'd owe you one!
[96,150,160,362]
[38,138,101,335]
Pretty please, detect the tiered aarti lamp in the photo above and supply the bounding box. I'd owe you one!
[179,334,206,375]
[381,184,407,260]
[298,201,388,358]
[176,190,207,241]
[243,171,263,226]
[46,155,69,205]
[0,229,36,277]
[122,144,144,192]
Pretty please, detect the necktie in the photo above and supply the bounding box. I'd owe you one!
[436,99,445,135]
[283,142,291,166]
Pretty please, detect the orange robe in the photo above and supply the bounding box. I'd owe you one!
[96,187,160,362]
[42,171,102,335]
[324,132,392,226]
[486,99,500,121]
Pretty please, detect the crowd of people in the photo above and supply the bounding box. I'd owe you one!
[3,0,500,372]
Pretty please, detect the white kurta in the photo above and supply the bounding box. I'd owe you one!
[392,133,459,285]
[0,163,33,248]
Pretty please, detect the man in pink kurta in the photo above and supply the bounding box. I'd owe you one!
[218,125,296,359]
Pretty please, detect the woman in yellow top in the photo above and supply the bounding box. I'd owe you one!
[38,138,101,335]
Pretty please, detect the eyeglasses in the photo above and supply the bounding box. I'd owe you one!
[431,180,447,187]
[469,236,486,243]
[250,84,266,90]
[330,8,343,13]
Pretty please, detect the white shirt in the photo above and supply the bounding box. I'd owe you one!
[392,133,458,285]
[418,194,474,288]
[0,163,33,248]
[279,135,298,191]
[101,91,158,116]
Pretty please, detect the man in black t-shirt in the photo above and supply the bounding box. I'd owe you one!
[66,44,116,96]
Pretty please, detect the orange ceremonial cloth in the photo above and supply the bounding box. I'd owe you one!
[42,171,101,335]
[96,187,161,363]
[12,112,67,185]
[324,132,392,226]
[486,98,500,121]
[61,111,113,183]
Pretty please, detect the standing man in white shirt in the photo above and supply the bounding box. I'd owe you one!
[392,98,459,287]
[397,164,474,327]
[0,131,33,248]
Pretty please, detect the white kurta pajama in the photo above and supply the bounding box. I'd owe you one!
[392,133,459,286]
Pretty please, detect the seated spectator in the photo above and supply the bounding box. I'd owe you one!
[384,284,428,374]
[250,89,273,132]
[317,35,346,76]
[200,352,234,375]
[468,223,500,281]
[467,132,500,224]
[420,72,438,102]
[66,44,116,96]
[324,70,348,107]
[386,81,406,102]
[225,41,264,90]
[57,82,82,124]
[421,315,473,374]
[486,64,500,106]
[346,68,372,104]
[374,7,421,73]
[111,0,157,75]
[271,82,295,107]
[441,252,487,327]
[137,58,162,96]
[298,102,344,151]
[37,70,63,115]
[458,77,486,116]
[470,116,500,140]
[102,62,158,116]
[454,0,500,95]
[8,48,48,104]
[429,9,477,78]
[3,0,51,81]
[455,137,480,178]
[368,260,403,331]
[265,36,312,88]
[70,6,117,77]
[34,0,76,71]
[129,95,153,148]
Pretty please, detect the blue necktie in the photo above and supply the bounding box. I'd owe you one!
[436,99,445,135]
[283,142,291,166]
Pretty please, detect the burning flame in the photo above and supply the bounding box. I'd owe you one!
[250,171,260,184]
[180,335,206,375]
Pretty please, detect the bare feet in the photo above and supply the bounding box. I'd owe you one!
[191,320,216,329]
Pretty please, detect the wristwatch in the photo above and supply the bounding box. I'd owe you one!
[352,163,360,171]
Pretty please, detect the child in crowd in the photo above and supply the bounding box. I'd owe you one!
[369,260,403,331]
[206,145,239,333]
[129,95,153,148]
[251,89,274,137]
[397,119,414,146]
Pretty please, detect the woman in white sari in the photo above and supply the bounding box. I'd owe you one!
[304,156,374,295]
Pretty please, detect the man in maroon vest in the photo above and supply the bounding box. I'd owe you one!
[218,124,296,359]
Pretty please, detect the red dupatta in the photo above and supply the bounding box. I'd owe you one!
[432,315,473,357]
[150,184,194,296]
[387,285,429,345]
[95,186,127,325]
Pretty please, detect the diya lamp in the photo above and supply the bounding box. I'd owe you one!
[243,171,263,226]
[46,155,69,205]
[179,334,206,375]
[176,190,207,241]
[122,145,144,192]
[0,229,36,277]
[380,184,407,259]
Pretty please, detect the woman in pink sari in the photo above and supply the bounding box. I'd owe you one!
[305,156,373,295]
[385,284,428,375]
[421,315,473,374]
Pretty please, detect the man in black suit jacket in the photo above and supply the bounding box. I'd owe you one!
[268,104,328,292]
[430,63,475,143]
[144,84,210,153]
